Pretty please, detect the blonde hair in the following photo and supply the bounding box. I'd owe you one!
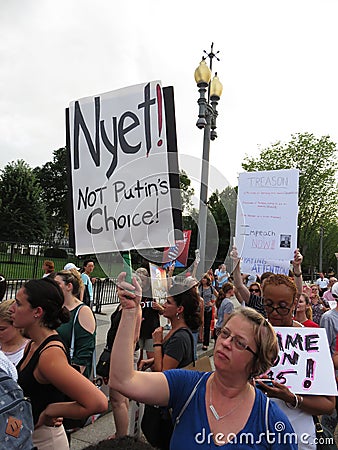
[0,298,15,323]
[223,308,279,378]
[55,268,83,296]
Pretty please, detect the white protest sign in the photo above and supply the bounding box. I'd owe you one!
[235,169,299,276]
[328,300,337,309]
[266,327,337,395]
[67,81,178,255]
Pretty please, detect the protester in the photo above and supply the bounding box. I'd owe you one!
[139,282,200,372]
[230,246,304,317]
[315,272,329,296]
[214,263,229,290]
[110,273,297,449]
[55,269,96,378]
[248,282,262,297]
[258,273,335,450]
[183,276,204,360]
[294,293,319,328]
[42,260,55,277]
[11,277,108,450]
[136,267,163,360]
[0,298,29,365]
[214,282,235,340]
[80,260,95,308]
[323,277,338,305]
[198,274,218,351]
[309,284,327,325]
[103,286,141,439]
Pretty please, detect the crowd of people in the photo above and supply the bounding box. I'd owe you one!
[0,248,338,449]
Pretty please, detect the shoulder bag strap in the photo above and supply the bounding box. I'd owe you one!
[265,397,270,436]
[70,305,84,361]
[174,372,209,427]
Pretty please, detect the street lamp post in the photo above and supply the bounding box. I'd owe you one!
[194,43,223,275]
[335,252,338,277]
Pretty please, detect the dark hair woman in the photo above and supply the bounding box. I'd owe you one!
[10,277,107,450]
[139,282,201,372]
[198,274,218,350]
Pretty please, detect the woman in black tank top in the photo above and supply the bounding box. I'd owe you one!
[11,277,108,450]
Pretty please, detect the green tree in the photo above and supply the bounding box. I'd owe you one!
[0,160,47,242]
[179,170,195,214]
[34,147,68,240]
[242,132,338,273]
[208,186,237,263]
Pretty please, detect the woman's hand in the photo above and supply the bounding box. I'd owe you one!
[255,379,295,404]
[230,246,240,262]
[152,326,164,344]
[35,410,63,429]
[152,301,164,313]
[138,358,155,371]
[117,272,142,309]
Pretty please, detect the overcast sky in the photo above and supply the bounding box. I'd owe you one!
[1,0,338,192]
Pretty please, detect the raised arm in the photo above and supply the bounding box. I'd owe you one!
[109,273,170,406]
[292,248,303,295]
[230,246,250,304]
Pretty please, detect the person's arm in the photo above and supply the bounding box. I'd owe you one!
[292,248,303,295]
[230,246,250,304]
[109,273,170,406]
[35,346,108,427]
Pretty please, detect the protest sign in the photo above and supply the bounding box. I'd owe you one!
[265,327,337,395]
[162,229,191,268]
[235,169,299,276]
[66,81,182,255]
[149,263,168,303]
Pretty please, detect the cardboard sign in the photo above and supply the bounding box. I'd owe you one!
[149,262,168,302]
[266,327,337,395]
[66,81,182,255]
[235,169,299,276]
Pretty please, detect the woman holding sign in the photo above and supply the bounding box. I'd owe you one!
[257,274,335,450]
[110,272,297,450]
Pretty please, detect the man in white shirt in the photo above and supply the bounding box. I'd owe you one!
[315,272,329,296]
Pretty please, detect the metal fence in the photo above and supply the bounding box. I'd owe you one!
[4,277,119,313]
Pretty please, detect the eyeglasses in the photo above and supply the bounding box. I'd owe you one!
[249,288,260,293]
[220,328,257,356]
[263,304,291,316]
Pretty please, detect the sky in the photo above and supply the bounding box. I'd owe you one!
[1,0,338,194]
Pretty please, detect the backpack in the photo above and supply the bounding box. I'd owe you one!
[0,368,35,450]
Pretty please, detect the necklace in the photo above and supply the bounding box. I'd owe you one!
[209,378,249,421]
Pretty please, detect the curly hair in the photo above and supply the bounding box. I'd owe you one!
[262,274,297,302]
[223,308,279,378]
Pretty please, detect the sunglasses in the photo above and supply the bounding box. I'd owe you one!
[249,288,260,293]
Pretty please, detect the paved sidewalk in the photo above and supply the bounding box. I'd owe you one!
[70,303,215,449]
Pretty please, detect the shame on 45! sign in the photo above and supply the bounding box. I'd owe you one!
[266,327,337,395]
[66,81,182,255]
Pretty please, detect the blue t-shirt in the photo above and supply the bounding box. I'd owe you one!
[164,370,297,450]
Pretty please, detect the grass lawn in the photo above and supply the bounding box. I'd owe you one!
[0,253,121,280]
